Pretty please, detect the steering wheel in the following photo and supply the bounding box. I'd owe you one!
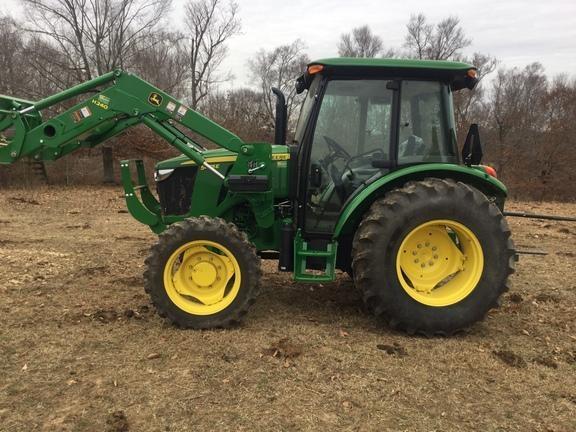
[323,135,351,160]
[318,136,352,203]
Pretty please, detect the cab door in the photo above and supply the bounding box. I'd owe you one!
[300,79,395,234]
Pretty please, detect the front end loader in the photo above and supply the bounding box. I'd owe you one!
[0,58,515,335]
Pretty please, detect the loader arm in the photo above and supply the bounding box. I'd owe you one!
[0,70,272,233]
[0,69,244,171]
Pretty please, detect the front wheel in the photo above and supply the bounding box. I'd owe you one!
[144,217,261,329]
[352,178,515,336]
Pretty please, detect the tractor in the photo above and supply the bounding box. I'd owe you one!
[0,58,515,335]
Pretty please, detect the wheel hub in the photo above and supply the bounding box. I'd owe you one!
[191,261,218,287]
[163,241,241,315]
[396,220,483,306]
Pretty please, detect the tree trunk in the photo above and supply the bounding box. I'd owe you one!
[102,146,115,184]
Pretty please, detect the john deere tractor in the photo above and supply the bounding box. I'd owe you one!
[0,58,515,335]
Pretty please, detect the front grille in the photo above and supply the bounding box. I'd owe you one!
[156,166,198,215]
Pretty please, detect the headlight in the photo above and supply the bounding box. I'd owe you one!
[154,168,174,182]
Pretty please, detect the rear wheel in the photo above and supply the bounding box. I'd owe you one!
[352,178,515,336]
[144,217,261,329]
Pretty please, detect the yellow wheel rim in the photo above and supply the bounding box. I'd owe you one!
[163,240,241,316]
[396,220,484,307]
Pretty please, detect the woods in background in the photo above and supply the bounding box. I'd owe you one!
[0,1,574,200]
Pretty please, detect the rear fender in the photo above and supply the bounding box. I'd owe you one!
[332,164,507,239]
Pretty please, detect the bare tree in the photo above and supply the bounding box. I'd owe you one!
[0,16,26,95]
[23,0,172,81]
[489,63,548,181]
[248,39,310,129]
[131,31,189,95]
[204,88,272,142]
[338,25,384,58]
[405,14,471,60]
[185,0,241,109]
[22,0,173,183]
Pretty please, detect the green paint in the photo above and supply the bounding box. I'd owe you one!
[0,68,510,283]
[332,163,507,238]
[0,70,244,165]
[311,57,475,72]
[293,229,337,282]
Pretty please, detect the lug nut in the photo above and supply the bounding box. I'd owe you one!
[417,244,422,248]
[432,246,437,251]
[414,259,419,263]
[425,242,430,247]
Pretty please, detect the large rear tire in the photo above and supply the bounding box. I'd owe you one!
[144,217,261,329]
[352,178,515,336]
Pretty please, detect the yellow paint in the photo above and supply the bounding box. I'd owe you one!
[181,153,289,166]
[91,99,109,110]
[271,153,290,161]
[396,219,484,307]
[148,92,163,106]
[163,240,241,315]
[182,156,237,166]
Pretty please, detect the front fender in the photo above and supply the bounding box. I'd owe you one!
[332,164,507,239]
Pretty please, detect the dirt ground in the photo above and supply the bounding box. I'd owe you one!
[0,186,574,432]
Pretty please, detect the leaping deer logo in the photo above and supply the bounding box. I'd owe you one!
[148,93,163,107]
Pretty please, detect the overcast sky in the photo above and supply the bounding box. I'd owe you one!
[2,0,575,88]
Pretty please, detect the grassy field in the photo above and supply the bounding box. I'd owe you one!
[0,186,574,431]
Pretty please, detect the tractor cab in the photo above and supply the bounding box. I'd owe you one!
[289,58,479,234]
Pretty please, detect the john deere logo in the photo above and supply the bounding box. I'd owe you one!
[148,92,163,107]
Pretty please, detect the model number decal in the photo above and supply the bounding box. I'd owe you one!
[91,98,109,110]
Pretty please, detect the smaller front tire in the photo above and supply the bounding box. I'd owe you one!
[144,217,261,329]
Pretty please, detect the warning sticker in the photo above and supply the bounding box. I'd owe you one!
[177,105,188,117]
[71,106,92,123]
[166,101,177,113]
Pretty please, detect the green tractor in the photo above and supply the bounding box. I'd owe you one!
[0,58,515,335]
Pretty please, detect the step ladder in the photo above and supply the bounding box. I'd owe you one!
[293,229,337,282]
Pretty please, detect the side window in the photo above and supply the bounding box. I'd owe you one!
[398,81,457,165]
[305,80,392,233]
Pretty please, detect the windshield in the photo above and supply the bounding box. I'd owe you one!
[293,76,321,145]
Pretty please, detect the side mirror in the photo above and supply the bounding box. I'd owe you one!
[462,123,483,166]
[295,74,310,94]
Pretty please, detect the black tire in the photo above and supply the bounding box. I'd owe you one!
[352,178,515,336]
[144,216,261,329]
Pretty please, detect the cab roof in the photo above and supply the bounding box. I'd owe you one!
[303,58,478,90]
[310,57,475,72]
